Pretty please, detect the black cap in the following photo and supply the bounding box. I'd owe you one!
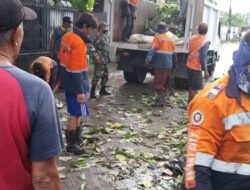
[63,16,73,23]
[0,0,37,32]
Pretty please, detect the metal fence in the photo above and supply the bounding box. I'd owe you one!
[17,0,78,71]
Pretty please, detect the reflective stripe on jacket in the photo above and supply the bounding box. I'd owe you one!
[59,32,88,94]
[185,74,250,189]
[187,34,209,71]
[153,33,176,53]
[59,32,88,73]
[151,33,176,69]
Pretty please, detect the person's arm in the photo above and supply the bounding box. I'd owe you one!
[199,42,210,72]
[29,80,63,189]
[172,52,177,69]
[32,157,61,190]
[145,37,158,64]
[90,36,101,64]
[145,48,156,64]
[182,95,225,190]
[181,166,212,190]
[200,42,210,78]
[50,61,59,93]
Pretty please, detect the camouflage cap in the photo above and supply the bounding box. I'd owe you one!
[98,22,109,30]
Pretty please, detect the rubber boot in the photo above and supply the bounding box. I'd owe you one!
[99,86,111,96]
[90,85,97,99]
[65,130,86,155]
[76,126,83,145]
[153,92,165,107]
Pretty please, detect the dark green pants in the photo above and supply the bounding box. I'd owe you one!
[91,64,109,87]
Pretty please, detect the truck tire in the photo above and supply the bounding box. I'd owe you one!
[135,68,147,83]
[124,71,137,83]
[124,69,147,83]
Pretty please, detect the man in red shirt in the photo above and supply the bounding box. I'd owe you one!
[0,0,63,189]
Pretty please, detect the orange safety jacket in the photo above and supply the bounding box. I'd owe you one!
[187,34,209,71]
[148,32,176,69]
[59,32,88,73]
[59,31,88,94]
[184,74,250,189]
[129,0,138,6]
[153,33,176,53]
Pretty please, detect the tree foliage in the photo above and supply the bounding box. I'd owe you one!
[53,0,95,12]
[220,12,246,27]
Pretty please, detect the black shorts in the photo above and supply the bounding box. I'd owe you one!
[187,68,203,91]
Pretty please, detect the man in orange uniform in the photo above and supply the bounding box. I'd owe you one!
[187,23,210,102]
[145,22,176,107]
[181,31,250,190]
[59,13,98,155]
[121,0,138,41]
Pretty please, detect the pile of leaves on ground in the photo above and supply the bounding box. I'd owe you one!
[58,90,188,190]
[145,3,184,37]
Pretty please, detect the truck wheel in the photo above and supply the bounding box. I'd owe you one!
[135,68,147,83]
[174,77,189,90]
[124,71,137,83]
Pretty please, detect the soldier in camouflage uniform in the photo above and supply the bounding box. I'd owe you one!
[90,22,111,98]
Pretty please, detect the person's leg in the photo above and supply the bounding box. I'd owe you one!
[164,69,175,94]
[128,6,135,38]
[187,69,203,103]
[122,15,132,41]
[53,55,62,87]
[91,64,102,98]
[67,116,78,131]
[65,93,86,155]
[188,88,197,103]
[153,69,168,107]
[75,117,83,145]
[49,66,58,90]
[154,69,168,91]
[100,64,111,96]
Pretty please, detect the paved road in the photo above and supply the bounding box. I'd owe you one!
[58,42,239,190]
[214,42,239,78]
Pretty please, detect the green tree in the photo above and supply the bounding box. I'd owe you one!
[231,13,246,27]
[53,0,95,12]
[220,12,246,27]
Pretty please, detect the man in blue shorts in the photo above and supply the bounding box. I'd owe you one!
[59,13,98,155]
